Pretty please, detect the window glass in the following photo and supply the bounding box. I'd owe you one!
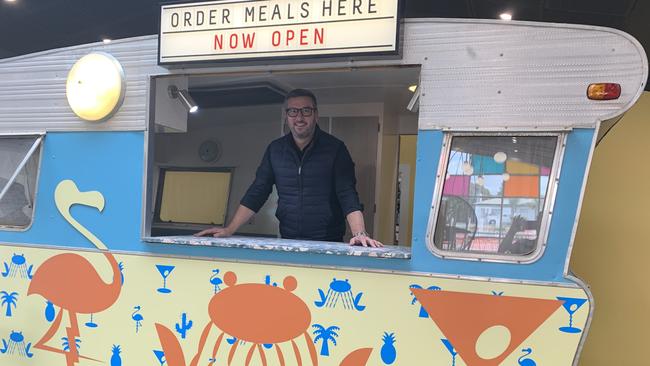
[433,135,557,256]
[0,136,42,229]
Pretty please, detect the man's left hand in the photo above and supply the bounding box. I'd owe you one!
[349,234,383,248]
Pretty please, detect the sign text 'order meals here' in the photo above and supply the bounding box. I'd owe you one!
[159,0,399,63]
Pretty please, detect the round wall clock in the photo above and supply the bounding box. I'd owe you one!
[198,140,221,162]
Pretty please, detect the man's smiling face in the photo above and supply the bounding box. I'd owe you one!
[286,96,318,141]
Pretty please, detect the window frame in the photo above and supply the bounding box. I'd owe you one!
[426,132,567,263]
[0,133,45,232]
[152,166,235,229]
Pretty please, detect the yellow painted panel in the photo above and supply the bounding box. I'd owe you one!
[160,170,231,225]
[506,160,539,175]
[377,135,398,244]
[572,92,650,366]
[398,135,417,246]
[0,244,590,366]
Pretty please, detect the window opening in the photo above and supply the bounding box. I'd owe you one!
[0,135,43,229]
[432,135,559,258]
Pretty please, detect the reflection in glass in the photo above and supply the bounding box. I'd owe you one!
[434,135,557,255]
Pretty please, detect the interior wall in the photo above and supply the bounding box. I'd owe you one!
[155,104,282,235]
[571,91,650,365]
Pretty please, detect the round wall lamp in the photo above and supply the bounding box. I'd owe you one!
[66,52,125,122]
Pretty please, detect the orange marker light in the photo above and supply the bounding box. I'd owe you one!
[587,83,621,100]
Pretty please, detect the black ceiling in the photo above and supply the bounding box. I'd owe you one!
[1,0,648,89]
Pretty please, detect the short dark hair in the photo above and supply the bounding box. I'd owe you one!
[284,89,317,108]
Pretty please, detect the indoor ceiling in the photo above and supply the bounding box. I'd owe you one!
[1,0,648,89]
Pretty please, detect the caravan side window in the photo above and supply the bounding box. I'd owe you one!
[0,135,43,230]
[430,134,561,260]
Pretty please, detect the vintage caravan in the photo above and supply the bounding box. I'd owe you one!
[0,1,647,365]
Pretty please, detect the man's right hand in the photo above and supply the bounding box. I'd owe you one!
[194,226,234,237]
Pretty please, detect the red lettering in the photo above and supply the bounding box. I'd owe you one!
[242,32,256,48]
[315,28,324,44]
[272,31,281,46]
[229,34,238,48]
[286,30,295,46]
[300,28,308,45]
[214,34,223,49]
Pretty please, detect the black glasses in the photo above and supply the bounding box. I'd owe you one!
[286,107,316,117]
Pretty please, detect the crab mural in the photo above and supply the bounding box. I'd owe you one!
[314,278,365,311]
[2,254,33,279]
[1,330,34,358]
[155,271,319,366]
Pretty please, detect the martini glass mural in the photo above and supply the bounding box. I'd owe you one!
[441,339,457,366]
[85,314,98,328]
[556,297,587,333]
[153,349,166,366]
[156,265,175,294]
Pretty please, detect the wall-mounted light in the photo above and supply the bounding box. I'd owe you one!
[102,38,112,44]
[407,86,420,112]
[168,85,198,114]
[500,13,513,21]
[66,52,125,122]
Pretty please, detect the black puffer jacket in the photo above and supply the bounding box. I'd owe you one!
[240,126,362,241]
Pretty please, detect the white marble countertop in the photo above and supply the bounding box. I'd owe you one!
[144,235,411,259]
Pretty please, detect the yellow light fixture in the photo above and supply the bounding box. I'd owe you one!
[66,52,125,122]
[408,84,418,92]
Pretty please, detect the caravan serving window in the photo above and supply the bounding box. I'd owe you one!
[429,134,562,261]
[145,66,419,258]
[0,135,43,230]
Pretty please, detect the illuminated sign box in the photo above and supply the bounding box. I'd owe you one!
[159,0,399,64]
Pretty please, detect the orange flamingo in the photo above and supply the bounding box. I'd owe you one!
[28,180,121,366]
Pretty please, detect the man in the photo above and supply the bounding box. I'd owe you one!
[196,89,382,247]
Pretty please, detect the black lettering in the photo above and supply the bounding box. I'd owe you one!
[287,3,294,19]
[196,11,204,26]
[209,10,217,25]
[222,8,230,23]
[353,0,362,14]
[338,0,347,16]
[272,4,281,20]
[301,2,310,18]
[259,5,267,21]
[171,12,179,27]
[368,0,377,14]
[322,0,332,16]
[245,7,255,22]
[184,11,192,27]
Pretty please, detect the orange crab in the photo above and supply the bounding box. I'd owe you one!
[156,271,318,366]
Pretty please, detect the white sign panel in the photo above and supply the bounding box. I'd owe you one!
[159,0,399,64]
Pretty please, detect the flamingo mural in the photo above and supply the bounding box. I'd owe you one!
[132,306,144,333]
[27,180,122,366]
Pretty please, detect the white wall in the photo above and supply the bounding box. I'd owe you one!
[154,104,283,236]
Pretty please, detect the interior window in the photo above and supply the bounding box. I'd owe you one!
[154,168,233,227]
[0,135,43,229]
[432,135,558,257]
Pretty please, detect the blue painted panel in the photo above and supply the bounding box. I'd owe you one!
[0,132,143,250]
[0,129,595,281]
[409,129,595,282]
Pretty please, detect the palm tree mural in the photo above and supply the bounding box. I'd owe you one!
[312,324,340,356]
[1,291,18,317]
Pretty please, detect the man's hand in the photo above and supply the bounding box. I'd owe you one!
[349,234,383,248]
[194,227,233,237]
